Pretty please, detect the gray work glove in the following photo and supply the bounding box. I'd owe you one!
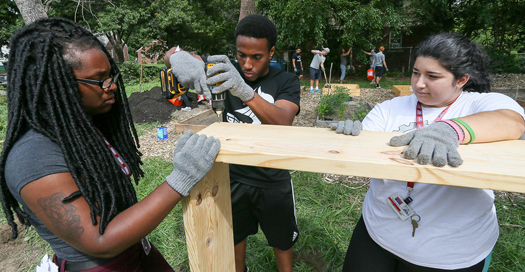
[294,67,297,73]
[321,67,325,72]
[389,122,462,167]
[206,55,255,102]
[166,130,221,196]
[386,68,389,72]
[330,120,362,136]
[169,51,211,100]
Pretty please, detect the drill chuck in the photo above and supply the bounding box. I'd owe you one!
[206,62,225,120]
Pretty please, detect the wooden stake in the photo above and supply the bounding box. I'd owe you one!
[182,162,234,271]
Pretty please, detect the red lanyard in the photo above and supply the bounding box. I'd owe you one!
[96,128,130,177]
[409,98,458,189]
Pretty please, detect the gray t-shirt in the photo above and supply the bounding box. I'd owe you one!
[5,129,99,262]
[340,53,347,66]
[375,52,385,67]
[370,52,377,64]
[310,53,325,69]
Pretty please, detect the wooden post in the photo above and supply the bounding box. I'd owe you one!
[182,162,234,271]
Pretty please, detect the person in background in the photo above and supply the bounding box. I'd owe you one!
[0,17,220,272]
[179,92,192,111]
[374,46,388,88]
[333,32,525,272]
[165,14,300,272]
[309,47,329,94]
[362,48,376,84]
[340,47,352,84]
[292,47,303,80]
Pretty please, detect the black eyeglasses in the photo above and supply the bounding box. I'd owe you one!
[76,73,120,90]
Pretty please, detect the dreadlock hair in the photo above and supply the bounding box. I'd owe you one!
[235,14,277,52]
[0,17,144,239]
[415,33,491,93]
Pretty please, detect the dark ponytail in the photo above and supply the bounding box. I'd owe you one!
[416,33,491,93]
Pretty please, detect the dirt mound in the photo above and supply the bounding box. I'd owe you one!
[127,86,198,124]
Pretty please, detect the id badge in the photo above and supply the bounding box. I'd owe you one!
[141,236,151,255]
[387,193,415,221]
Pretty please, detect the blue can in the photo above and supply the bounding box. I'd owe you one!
[157,126,168,140]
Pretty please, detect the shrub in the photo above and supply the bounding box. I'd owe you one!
[317,87,351,119]
[486,49,525,74]
[118,62,161,85]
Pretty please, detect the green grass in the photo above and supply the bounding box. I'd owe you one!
[125,81,160,97]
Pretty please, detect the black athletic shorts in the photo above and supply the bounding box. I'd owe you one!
[343,216,489,272]
[375,66,385,77]
[295,67,303,76]
[231,179,299,251]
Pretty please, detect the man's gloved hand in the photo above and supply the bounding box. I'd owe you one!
[165,130,221,196]
[330,120,362,136]
[389,122,462,167]
[169,51,211,100]
[386,68,389,72]
[321,67,325,72]
[206,55,255,102]
[294,67,297,73]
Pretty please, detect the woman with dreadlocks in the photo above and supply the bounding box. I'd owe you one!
[0,17,220,271]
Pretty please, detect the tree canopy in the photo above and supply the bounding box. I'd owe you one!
[3,0,524,67]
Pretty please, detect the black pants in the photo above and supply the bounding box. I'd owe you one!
[342,216,487,272]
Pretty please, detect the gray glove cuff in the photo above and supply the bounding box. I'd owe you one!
[238,84,255,102]
[166,170,195,196]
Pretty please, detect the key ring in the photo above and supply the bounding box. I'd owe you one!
[411,214,421,222]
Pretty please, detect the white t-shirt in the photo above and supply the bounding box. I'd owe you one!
[361,91,525,269]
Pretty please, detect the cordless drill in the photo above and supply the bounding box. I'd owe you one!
[205,62,225,121]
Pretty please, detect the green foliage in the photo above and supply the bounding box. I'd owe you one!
[257,0,409,56]
[486,49,525,74]
[338,103,346,120]
[352,102,370,121]
[47,0,239,63]
[410,0,525,54]
[317,87,351,119]
[118,62,161,85]
[0,0,23,49]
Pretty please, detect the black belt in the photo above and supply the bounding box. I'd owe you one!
[56,256,114,271]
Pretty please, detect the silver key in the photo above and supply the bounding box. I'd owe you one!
[411,219,418,237]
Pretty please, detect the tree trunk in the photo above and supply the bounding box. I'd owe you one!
[239,0,256,21]
[14,0,47,25]
[106,32,126,64]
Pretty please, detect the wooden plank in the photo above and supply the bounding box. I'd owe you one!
[392,85,413,96]
[178,109,215,124]
[322,84,360,96]
[175,124,208,133]
[182,162,235,271]
[199,122,525,193]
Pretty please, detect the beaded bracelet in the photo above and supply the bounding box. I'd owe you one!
[451,118,475,144]
[438,120,465,144]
